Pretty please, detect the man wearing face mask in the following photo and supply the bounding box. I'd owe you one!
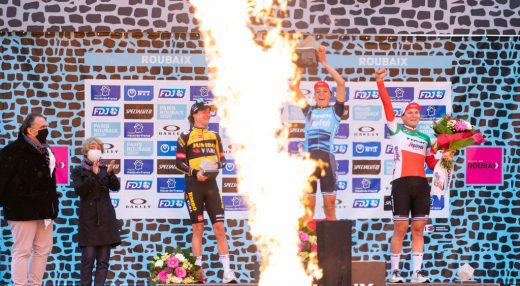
[0,113,59,286]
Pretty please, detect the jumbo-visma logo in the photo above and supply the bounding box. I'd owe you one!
[124,85,154,101]
[125,180,152,190]
[157,141,177,156]
[91,85,120,101]
[92,106,120,116]
[124,159,153,175]
[353,142,381,157]
[157,178,185,193]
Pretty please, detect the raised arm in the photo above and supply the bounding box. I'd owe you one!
[375,68,395,122]
[317,46,346,103]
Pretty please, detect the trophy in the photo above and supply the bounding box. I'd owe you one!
[295,36,319,68]
[200,158,219,179]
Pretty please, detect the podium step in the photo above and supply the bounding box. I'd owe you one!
[156,284,258,286]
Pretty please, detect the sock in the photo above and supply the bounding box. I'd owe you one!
[195,256,202,266]
[412,253,423,273]
[390,253,400,271]
[219,254,231,273]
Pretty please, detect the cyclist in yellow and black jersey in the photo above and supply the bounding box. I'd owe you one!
[175,99,237,283]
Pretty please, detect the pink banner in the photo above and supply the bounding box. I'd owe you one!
[51,146,69,185]
[465,147,503,185]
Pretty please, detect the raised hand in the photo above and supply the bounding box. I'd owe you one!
[316,45,327,63]
[107,160,116,175]
[375,68,387,82]
[92,160,100,175]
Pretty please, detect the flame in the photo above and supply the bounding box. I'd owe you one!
[190,0,316,285]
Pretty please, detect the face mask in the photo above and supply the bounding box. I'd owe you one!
[87,149,102,162]
[35,128,49,144]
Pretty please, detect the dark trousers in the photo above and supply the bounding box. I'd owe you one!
[81,245,111,286]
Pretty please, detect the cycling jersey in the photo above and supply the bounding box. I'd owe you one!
[377,81,437,180]
[175,127,226,176]
[302,101,345,153]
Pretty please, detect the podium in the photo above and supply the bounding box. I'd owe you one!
[317,220,352,286]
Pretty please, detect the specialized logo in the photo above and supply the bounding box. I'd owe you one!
[335,160,349,176]
[158,199,185,208]
[126,198,151,209]
[111,198,120,208]
[352,160,381,175]
[420,105,446,121]
[288,123,305,139]
[384,195,392,211]
[353,199,380,208]
[430,195,444,210]
[352,106,382,121]
[124,85,154,101]
[125,180,152,191]
[222,196,248,211]
[336,180,348,191]
[418,90,445,100]
[352,178,381,193]
[157,159,182,175]
[157,178,185,193]
[124,159,153,175]
[387,87,414,103]
[124,104,154,119]
[92,106,120,116]
[354,90,379,100]
[91,122,121,138]
[124,141,154,156]
[190,86,214,101]
[353,125,380,137]
[157,104,187,120]
[223,160,237,175]
[124,122,154,138]
[222,178,238,193]
[158,88,186,99]
[333,144,348,154]
[157,141,177,157]
[353,142,381,157]
[334,123,349,139]
[91,85,120,101]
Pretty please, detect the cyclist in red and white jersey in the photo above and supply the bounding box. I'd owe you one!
[376,68,452,283]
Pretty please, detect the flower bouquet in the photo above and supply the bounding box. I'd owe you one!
[431,115,485,197]
[298,219,321,279]
[149,247,204,284]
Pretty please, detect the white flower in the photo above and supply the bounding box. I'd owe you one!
[465,121,473,130]
[154,260,164,268]
[174,253,186,261]
[172,276,183,284]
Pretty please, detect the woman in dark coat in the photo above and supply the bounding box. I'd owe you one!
[71,137,121,286]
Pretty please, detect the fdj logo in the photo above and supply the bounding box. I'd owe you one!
[157,141,177,156]
[354,90,379,99]
[333,144,348,154]
[418,90,445,99]
[430,195,445,210]
[353,199,380,208]
[92,107,119,116]
[158,199,185,208]
[158,88,186,98]
[125,180,152,190]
